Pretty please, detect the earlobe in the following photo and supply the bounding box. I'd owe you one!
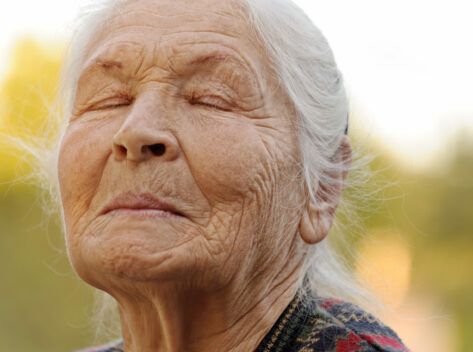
[299,203,329,244]
[298,136,352,245]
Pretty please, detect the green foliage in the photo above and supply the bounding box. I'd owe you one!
[0,184,96,351]
[0,38,96,351]
[353,128,473,351]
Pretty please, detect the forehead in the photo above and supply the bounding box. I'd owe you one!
[108,0,246,36]
[83,0,262,69]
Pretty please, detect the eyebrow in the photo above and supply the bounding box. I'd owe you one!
[77,58,125,84]
[79,51,256,88]
[87,59,124,75]
[189,54,240,66]
[98,60,123,70]
[187,53,254,75]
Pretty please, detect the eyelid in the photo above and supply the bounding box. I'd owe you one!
[88,95,133,111]
[189,94,233,111]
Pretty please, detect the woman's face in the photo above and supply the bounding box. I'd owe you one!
[58,0,303,291]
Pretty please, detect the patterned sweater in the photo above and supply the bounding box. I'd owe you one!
[77,295,409,352]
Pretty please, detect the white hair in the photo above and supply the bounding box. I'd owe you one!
[238,0,363,300]
[16,0,375,341]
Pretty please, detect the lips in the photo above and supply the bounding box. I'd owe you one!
[99,192,184,218]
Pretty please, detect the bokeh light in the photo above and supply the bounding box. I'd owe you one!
[355,229,412,308]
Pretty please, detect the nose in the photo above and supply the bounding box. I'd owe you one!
[112,117,180,163]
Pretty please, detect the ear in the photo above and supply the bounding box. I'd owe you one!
[299,136,352,244]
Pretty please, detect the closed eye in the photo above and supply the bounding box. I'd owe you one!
[189,95,233,111]
[89,96,134,111]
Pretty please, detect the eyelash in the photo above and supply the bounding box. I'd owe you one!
[188,94,232,111]
[88,93,231,112]
[91,95,133,111]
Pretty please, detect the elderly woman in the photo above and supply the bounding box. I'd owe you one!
[52,0,409,351]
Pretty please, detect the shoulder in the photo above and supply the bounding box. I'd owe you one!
[256,294,409,352]
[296,297,409,352]
[75,339,124,352]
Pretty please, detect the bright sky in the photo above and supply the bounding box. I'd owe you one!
[1,0,472,170]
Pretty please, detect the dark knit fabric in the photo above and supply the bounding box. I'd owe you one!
[76,295,409,352]
[255,295,409,352]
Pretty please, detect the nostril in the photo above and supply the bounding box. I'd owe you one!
[117,145,127,156]
[149,143,166,156]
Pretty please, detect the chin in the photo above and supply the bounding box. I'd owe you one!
[69,227,205,290]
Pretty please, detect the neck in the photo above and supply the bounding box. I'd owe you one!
[112,269,301,352]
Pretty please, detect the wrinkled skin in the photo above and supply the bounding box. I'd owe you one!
[58,0,350,350]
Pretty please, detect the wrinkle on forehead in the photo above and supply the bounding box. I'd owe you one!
[80,0,265,78]
[72,0,289,119]
[79,40,261,89]
[94,0,247,44]
[75,0,274,99]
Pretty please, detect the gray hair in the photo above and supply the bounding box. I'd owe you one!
[22,0,373,340]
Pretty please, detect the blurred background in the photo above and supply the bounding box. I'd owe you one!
[0,0,472,351]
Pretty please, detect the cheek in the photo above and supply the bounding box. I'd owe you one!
[181,119,271,203]
[179,117,303,279]
[58,121,113,234]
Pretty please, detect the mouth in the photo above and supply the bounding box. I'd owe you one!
[99,192,185,218]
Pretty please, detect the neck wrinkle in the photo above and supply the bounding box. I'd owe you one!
[114,267,302,352]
